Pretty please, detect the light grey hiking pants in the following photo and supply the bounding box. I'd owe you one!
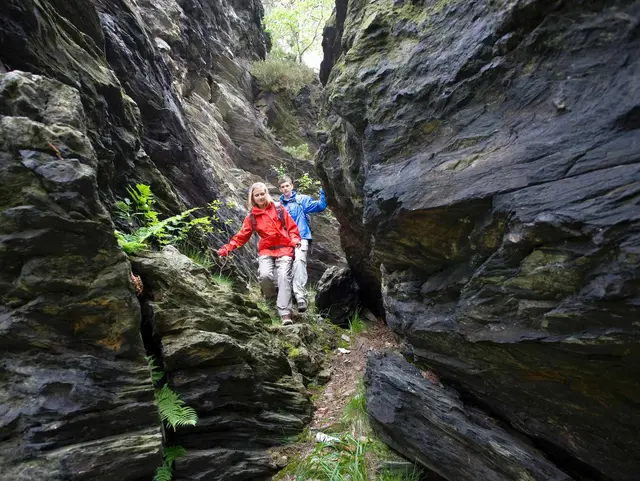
[293,239,309,304]
[258,255,293,317]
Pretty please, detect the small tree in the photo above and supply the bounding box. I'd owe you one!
[264,0,334,64]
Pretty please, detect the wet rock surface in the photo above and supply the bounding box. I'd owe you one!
[365,353,573,481]
[318,0,640,479]
[315,266,360,326]
[131,246,326,480]
[0,71,162,481]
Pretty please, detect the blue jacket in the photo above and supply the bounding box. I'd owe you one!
[280,189,326,240]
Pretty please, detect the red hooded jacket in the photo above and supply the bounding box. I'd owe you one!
[222,202,301,257]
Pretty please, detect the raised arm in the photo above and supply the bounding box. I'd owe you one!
[218,215,252,255]
[301,188,327,214]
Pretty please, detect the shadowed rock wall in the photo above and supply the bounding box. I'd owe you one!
[318,1,640,480]
[0,0,340,479]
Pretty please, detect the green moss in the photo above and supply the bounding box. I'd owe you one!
[505,250,581,295]
[422,119,441,135]
[438,153,481,172]
[288,346,302,358]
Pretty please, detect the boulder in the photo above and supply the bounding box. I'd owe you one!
[315,266,359,326]
[130,246,316,480]
[365,353,573,481]
[318,1,640,479]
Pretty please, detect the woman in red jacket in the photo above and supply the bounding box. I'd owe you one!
[217,182,301,325]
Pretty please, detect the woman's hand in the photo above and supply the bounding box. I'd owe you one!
[217,246,230,257]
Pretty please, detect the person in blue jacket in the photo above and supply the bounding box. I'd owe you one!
[278,175,327,312]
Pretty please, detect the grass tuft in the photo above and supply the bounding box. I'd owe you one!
[349,311,365,335]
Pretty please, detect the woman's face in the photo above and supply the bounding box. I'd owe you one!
[252,187,268,208]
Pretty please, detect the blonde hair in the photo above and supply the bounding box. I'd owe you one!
[246,182,273,209]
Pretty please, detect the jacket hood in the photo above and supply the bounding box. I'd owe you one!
[251,201,277,215]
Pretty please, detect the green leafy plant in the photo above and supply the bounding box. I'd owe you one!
[284,143,311,160]
[273,162,289,179]
[114,183,236,255]
[147,355,165,385]
[348,311,365,335]
[263,0,334,64]
[147,356,198,431]
[156,384,199,431]
[296,172,322,194]
[251,56,316,95]
[154,445,187,481]
[115,209,197,254]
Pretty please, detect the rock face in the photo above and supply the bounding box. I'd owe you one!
[315,266,359,326]
[0,0,341,479]
[318,1,640,480]
[366,353,573,481]
[130,246,316,481]
[0,0,343,283]
[0,71,162,480]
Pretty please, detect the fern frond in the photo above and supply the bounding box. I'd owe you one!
[164,445,187,464]
[154,445,186,481]
[146,356,165,385]
[156,384,199,431]
[154,464,172,481]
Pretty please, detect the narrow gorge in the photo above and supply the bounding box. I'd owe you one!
[1,1,639,481]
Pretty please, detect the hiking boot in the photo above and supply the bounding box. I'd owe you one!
[281,315,293,326]
[297,300,307,313]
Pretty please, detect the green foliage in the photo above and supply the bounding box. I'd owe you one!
[147,361,195,481]
[114,184,237,256]
[296,172,322,194]
[283,143,311,160]
[341,380,368,436]
[154,445,187,481]
[273,162,289,179]
[378,467,423,481]
[115,209,197,254]
[289,434,368,481]
[156,384,199,431]
[212,274,234,290]
[146,355,165,385]
[146,356,198,432]
[264,0,334,64]
[127,183,159,224]
[177,241,215,270]
[252,56,316,95]
[348,311,365,335]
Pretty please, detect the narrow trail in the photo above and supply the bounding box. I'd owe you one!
[310,318,398,433]
[272,315,409,481]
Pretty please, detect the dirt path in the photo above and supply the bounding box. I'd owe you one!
[310,316,398,433]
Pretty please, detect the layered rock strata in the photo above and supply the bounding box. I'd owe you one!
[319,1,640,479]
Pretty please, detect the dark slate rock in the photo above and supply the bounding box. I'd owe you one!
[315,266,360,326]
[318,1,640,479]
[131,246,313,480]
[0,72,161,481]
[365,352,573,481]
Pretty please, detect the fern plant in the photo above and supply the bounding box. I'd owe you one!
[156,384,199,431]
[127,183,159,224]
[146,356,199,431]
[155,445,186,481]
